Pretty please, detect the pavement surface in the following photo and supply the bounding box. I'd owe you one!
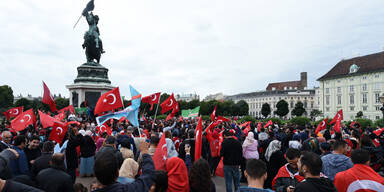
[76,174,243,191]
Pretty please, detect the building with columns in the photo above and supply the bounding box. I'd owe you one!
[317,51,384,121]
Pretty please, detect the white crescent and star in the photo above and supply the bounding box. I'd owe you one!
[100,125,106,133]
[161,144,167,160]
[151,94,157,102]
[167,99,173,107]
[13,109,19,115]
[321,121,325,127]
[24,114,31,122]
[56,127,63,135]
[104,93,117,105]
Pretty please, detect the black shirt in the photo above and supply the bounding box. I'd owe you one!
[220,137,242,166]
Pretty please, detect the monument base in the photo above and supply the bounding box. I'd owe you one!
[66,83,115,108]
[66,62,114,108]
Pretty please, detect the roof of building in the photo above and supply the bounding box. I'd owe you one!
[266,81,301,91]
[318,51,384,81]
[225,89,316,100]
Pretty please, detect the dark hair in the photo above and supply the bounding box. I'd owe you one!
[190,159,211,192]
[42,141,54,153]
[153,170,168,192]
[30,135,40,142]
[105,136,116,145]
[246,159,267,179]
[14,135,27,146]
[286,148,301,160]
[300,152,322,176]
[120,138,130,149]
[320,142,331,152]
[73,183,88,192]
[188,129,195,139]
[223,129,232,137]
[150,136,160,146]
[94,151,118,185]
[351,149,370,164]
[50,153,66,170]
[360,134,372,147]
[333,139,347,150]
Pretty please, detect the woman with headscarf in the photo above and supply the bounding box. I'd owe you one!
[166,157,189,192]
[117,158,139,184]
[264,140,286,189]
[242,132,259,160]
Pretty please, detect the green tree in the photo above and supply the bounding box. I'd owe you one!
[310,109,322,120]
[14,98,32,110]
[0,85,14,109]
[55,98,69,110]
[291,101,306,117]
[261,103,271,118]
[236,100,249,116]
[356,111,363,118]
[275,100,289,118]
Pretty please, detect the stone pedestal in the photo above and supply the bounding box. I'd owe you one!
[66,62,115,108]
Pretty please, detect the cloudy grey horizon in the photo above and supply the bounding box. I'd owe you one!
[1,0,384,99]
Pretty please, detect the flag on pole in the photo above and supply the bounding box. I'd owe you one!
[58,105,75,114]
[264,120,273,128]
[181,106,200,118]
[142,92,161,111]
[2,106,23,121]
[166,102,179,121]
[38,110,56,128]
[153,133,168,170]
[94,87,123,115]
[160,94,176,114]
[330,109,343,124]
[11,109,35,132]
[211,105,217,121]
[257,121,262,132]
[239,121,251,135]
[216,116,230,123]
[195,116,203,160]
[42,81,57,112]
[49,121,68,144]
[315,118,328,134]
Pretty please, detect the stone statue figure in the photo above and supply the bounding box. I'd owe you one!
[80,0,105,64]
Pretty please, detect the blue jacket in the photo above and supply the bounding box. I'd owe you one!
[9,146,29,176]
[94,154,155,192]
[237,186,274,192]
[321,153,353,181]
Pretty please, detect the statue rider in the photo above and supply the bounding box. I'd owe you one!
[82,11,105,53]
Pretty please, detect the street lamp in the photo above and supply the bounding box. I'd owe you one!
[380,93,384,127]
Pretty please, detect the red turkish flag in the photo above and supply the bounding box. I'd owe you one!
[94,87,123,115]
[257,121,262,132]
[42,81,57,112]
[239,121,251,135]
[264,120,273,128]
[160,94,176,114]
[315,118,328,134]
[38,110,56,128]
[142,92,161,111]
[11,109,35,132]
[54,112,65,121]
[58,105,75,114]
[195,116,203,160]
[96,123,112,135]
[216,116,230,123]
[211,105,217,121]
[330,109,343,124]
[153,133,168,170]
[333,119,342,133]
[49,121,68,144]
[373,127,384,136]
[3,106,23,120]
[166,102,179,121]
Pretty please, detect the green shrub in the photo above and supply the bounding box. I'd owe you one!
[239,116,256,123]
[355,118,373,129]
[289,117,311,126]
[374,119,384,128]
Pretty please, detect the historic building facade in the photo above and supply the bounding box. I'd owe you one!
[318,51,384,121]
[226,72,318,119]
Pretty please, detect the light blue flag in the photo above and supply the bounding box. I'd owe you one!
[96,85,141,127]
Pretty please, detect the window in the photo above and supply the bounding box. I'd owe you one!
[376,116,381,120]
[326,95,330,105]
[337,80,341,83]
[375,83,380,90]
[363,106,368,111]
[350,85,354,92]
[326,88,330,94]
[362,84,367,91]
[290,102,294,108]
[304,101,307,108]
[363,93,367,104]
[337,95,341,105]
[337,87,341,93]
[375,74,380,78]
[311,102,314,108]
[326,107,330,112]
[376,106,381,111]
[376,93,380,103]
[350,106,354,111]
[350,94,354,105]
[350,78,354,82]
[363,76,367,80]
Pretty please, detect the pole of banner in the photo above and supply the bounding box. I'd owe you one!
[153,95,161,122]
[73,14,82,29]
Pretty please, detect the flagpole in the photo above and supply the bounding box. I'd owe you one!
[73,14,82,29]
[152,94,162,128]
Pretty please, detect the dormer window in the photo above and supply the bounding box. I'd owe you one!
[349,64,359,73]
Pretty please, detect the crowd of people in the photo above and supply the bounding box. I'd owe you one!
[0,112,384,192]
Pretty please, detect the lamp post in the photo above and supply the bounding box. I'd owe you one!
[380,93,384,127]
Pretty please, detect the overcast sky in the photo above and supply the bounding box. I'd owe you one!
[1,0,384,99]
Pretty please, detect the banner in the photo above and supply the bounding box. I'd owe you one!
[75,107,87,114]
[181,106,200,118]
